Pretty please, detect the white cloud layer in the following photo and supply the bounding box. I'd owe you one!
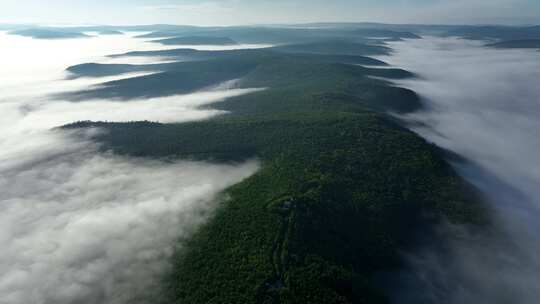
[380,37,540,303]
[0,32,261,303]
[0,141,258,304]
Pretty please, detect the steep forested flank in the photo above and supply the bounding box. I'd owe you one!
[64,40,486,304]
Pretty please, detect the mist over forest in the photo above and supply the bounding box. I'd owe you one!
[1,8,539,304]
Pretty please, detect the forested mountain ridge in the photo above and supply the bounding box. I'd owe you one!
[64,40,487,303]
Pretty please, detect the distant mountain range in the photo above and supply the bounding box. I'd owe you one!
[4,23,540,47]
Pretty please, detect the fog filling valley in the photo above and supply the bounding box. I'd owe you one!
[0,32,263,303]
[381,37,540,303]
[2,27,540,304]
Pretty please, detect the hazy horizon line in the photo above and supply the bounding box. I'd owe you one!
[1,21,539,29]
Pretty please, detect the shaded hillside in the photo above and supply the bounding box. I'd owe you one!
[106,43,390,62]
[487,39,540,49]
[66,63,162,78]
[68,51,388,80]
[63,43,401,101]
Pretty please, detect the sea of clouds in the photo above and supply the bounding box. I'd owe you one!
[0,31,265,303]
[380,37,540,303]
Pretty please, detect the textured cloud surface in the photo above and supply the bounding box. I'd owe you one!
[0,32,260,303]
[0,139,258,304]
[381,37,540,303]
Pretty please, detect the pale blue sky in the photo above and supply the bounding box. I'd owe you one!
[1,0,539,26]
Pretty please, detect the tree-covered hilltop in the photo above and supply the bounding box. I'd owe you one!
[487,39,540,49]
[154,36,238,46]
[64,42,487,303]
[9,28,90,39]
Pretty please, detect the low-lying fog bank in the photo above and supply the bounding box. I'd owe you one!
[0,31,262,303]
[0,135,258,304]
[381,37,540,303]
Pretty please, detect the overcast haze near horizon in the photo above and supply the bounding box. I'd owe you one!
[0,0,539,26]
